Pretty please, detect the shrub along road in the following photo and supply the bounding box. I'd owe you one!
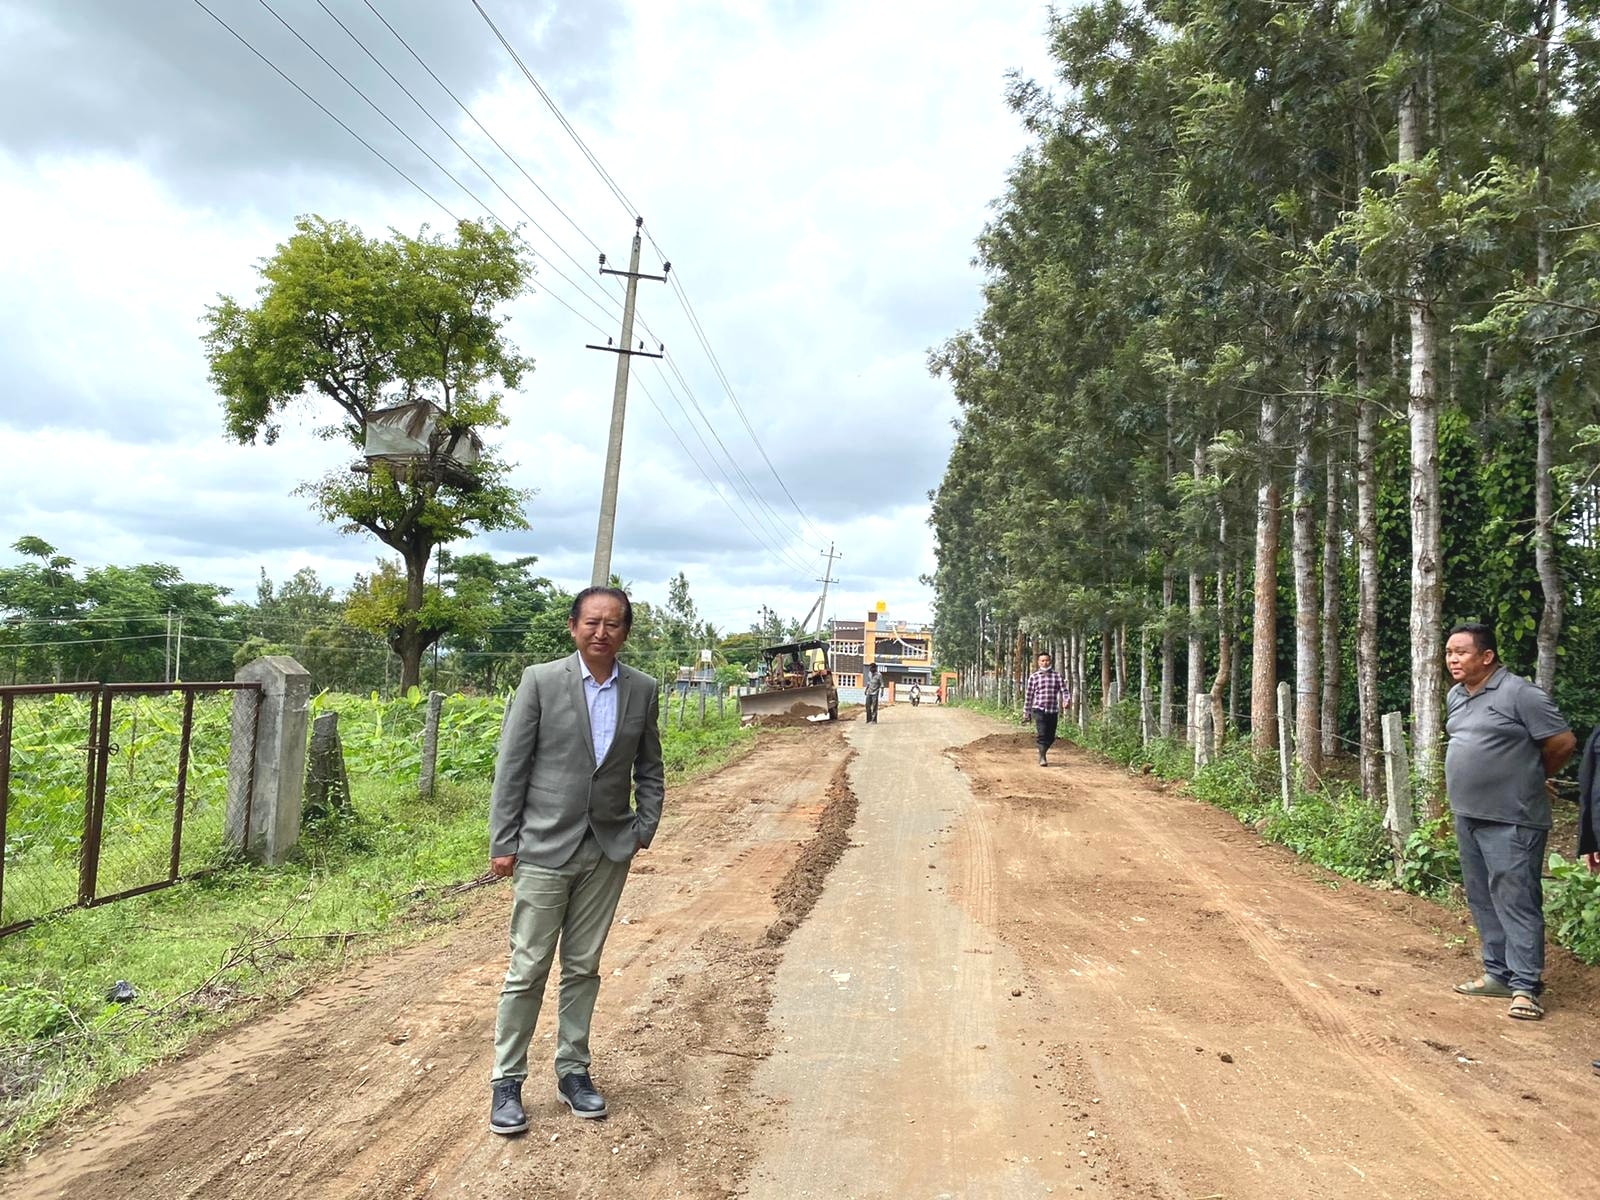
[7,709,1600,1198]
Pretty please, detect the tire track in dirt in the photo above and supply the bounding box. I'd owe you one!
[950,730,1600,1200]
[1118,794,1563,1197]
[3,727,861,1200]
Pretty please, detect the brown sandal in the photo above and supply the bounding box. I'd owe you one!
[1508,992,1545,1021]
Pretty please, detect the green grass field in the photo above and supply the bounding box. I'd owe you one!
[0,688,753,1161]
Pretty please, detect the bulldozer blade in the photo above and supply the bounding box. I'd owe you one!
[738,685,836,725]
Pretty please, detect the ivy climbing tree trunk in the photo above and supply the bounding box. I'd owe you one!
[1251,392,1282,753]
[1160,559,1176,738]
[1321,424,1343,762]
[1355,331,1383,807]
[1533,0,1563,693]
[1188,436,1208,744]
[1292,388,1322,785]
[1210,507,1231,750]
[1401,74,1445,813]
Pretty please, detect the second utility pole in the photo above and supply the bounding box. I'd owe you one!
[816,542,841,633]
[587,216,667,587]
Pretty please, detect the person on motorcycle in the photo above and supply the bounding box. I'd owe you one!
[909,683,921,707]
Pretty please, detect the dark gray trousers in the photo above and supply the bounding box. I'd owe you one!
[1033,711,1059,754]
[1454,815,1547,995]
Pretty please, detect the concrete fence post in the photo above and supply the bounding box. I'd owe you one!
[1381,710,1415,884]
[226,655,312,865]
[1195,696,1215,770]
[419,690,445,799]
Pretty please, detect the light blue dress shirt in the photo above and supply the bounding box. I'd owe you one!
[580,659,621,765]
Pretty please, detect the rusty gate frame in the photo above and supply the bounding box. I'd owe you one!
[0,680,263,937]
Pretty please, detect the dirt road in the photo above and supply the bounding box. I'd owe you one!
[7,708,1600,1198]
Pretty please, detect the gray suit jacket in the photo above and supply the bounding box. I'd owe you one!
[489,653,666,867]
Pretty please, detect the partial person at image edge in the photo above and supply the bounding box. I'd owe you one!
[1570,708,1600,1073]
[1444,622,1575,1023]
[484,586,665,1136]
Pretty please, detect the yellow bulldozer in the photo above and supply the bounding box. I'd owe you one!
[738,638,840,724]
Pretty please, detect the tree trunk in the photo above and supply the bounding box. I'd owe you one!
[1321,425,1343,762]
[1292,388,1322,785]
[1188,438,1208,744]
[1533,0,1563,691]
[1210,508,1231,751]
[1401,76,1445,812]
[1139,626,1152,744]
[1251,392,1282,753]
[1160,558,1176,738]
[1101,625,1113,714]
[1161,393,1178,738]
[1115,623,1128,706]
[1077,629,1089,730]
[1231,556,1243,728]
[1356,335,1383,808]
[394,546,432,692]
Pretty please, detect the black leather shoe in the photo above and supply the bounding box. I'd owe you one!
[489,1077,527,1136]
[557,1071,608,1119]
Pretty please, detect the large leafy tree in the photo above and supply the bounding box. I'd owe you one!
[202,216,536,690]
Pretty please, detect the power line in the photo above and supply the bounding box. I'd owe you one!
[356,0,610,261]
[467,0,640,220]
[650,360,819,570]
[630,372,817,584]
[315,0,625,330]
[255,0,514,227]
[193,0,619,339]
[190,0,459,218]
[664,269,828,543]
[462,1,831,554]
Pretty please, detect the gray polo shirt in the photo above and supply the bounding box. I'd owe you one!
[1444,668,1569,829]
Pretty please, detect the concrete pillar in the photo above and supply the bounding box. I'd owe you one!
[226,655,312,865]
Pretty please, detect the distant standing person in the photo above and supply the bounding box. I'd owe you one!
[863,662,884,723]
[485,587,665,1135]
[1023,652,1066,767]
[1444,623,1574,1021]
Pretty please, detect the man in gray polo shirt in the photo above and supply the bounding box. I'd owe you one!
[1444,623,1576,1020]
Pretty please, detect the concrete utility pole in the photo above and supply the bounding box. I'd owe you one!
[587,217,668,587]
[815,542,841,633]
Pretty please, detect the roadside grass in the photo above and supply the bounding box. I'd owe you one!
[0,701,752,1163]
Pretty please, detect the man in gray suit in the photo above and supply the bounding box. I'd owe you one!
[487,586,665,1136]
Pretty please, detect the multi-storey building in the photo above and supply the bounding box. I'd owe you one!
[830,609,934,694]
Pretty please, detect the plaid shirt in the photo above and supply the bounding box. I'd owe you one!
[1024,668,1066,715]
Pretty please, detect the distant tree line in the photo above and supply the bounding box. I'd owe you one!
[0,539,820,695]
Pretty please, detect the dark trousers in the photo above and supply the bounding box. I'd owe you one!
[865,693,880,722]
[1454,815,1547,995]
[1033,710,1059,753]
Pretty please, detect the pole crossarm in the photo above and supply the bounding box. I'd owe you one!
[584,344,665,358]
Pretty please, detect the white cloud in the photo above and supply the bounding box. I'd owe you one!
[0,0,1062,632]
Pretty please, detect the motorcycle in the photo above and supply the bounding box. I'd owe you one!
[909,688,921,707]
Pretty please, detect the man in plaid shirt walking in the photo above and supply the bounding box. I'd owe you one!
[1023,652,1066,767]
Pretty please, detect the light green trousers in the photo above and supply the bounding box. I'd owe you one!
[491,834,631,1081]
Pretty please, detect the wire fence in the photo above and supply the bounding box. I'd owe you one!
[2,686,244,933]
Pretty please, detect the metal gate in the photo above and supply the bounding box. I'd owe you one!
[0,681,262,936]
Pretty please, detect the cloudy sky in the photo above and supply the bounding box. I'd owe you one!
[0,0,1057,635]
